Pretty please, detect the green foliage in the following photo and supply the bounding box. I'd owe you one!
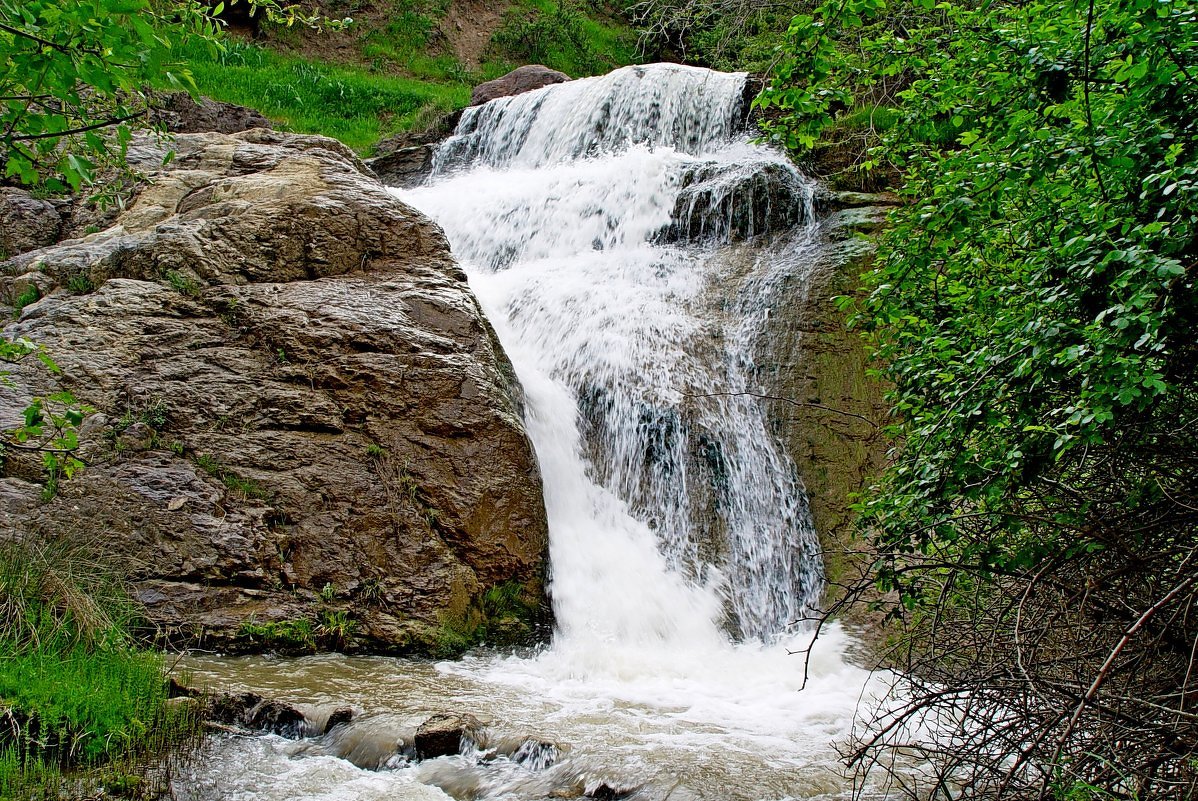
[10,286,40,316]
[0,539,199,797]
[763,0,1197,605]
[490,0,639,77]
[0,340,90,500]
[0,0,341,190]
[237,617,317,649]
[622,0,798,72]
[0,0,209,190]
[358,0,467,82]
[65,273,97,294]
[763,0,1197,793]
[432,581,546,657]
[169,38,470,153]
[237,609,357,651]
[163,270,202,299]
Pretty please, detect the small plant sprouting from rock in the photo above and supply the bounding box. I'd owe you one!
[163,270,202,299]
[66,274,96,294]
[11,285,41,317]
[317,610,356,647]
[237,617,317,650]
[318,583,337,603]
[365,442,386,458]
[193,453,269,501]
[431,581,546,657]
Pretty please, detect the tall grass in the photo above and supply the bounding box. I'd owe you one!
[167,39,470,153]
[0,539,198,800]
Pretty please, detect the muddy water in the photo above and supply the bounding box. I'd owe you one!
[176,625,884,801]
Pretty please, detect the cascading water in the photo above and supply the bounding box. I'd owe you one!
[174,64,888,801]
[411,63,822,642]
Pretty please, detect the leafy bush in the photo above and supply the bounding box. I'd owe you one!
[761,0,1198,795]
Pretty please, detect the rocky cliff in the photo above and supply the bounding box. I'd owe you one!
[759,198,895,622]
[0,129,549,653]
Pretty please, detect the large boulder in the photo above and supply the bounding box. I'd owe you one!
[0,129,548,653]
[470,65,570,107]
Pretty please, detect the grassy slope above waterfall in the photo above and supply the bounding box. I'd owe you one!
[169,1,642,153]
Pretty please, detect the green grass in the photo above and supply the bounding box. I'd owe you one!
[167,38,470,153]
[0,539,198,799]
[487,0,640,79]
[151,2,642,155]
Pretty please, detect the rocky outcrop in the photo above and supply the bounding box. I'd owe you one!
[367,111,463,189]
[0,129,549,653]
[150,93,273,135]
[0,188,61,258]
[470,65,571,106]
[757,195,897,624]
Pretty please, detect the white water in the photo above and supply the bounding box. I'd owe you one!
[175,63,887,801]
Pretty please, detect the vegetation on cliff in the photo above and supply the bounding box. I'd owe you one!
[761,0,1197,796]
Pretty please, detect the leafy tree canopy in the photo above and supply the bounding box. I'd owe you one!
[759,0,1196,793]
[0,0,324,191]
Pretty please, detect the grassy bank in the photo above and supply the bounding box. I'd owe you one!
[162,1,641,154]
[0,540,197,800]
[169,39,470,153]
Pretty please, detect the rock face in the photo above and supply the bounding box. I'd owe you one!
[757,196,897,623]
[0,188,61,258]
[470,65,571,106]
[150,93,273,135]
[0,129,549,653]
[366,111,464,189]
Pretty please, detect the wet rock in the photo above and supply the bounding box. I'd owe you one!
[415,712,482,759]
[324,706,355,733]
[470,65,571,106]
[0,188,61,258]
[586,784,639,801]
[151,92,272,134]
[205,691,307,738]
[206,691,266,727]
[248,698,307,738]
[367,145,435,188]
[758,202,893,634]
[305,713,413,770]
[660,161,811,244]
[480,733,562,770]
[0,128,549,654]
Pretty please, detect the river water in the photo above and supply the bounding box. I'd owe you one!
[175,64,887,801]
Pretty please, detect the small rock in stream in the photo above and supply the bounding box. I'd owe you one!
[415,712,483,759]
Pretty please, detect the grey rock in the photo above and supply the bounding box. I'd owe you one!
[151,93,273,135]
[0,188,62,258]
[367,145,436,188]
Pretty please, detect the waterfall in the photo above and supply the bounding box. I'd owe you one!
[173,64,888,801]
[401,63,823,645]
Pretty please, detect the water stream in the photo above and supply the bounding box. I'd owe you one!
[175,64,885,801]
